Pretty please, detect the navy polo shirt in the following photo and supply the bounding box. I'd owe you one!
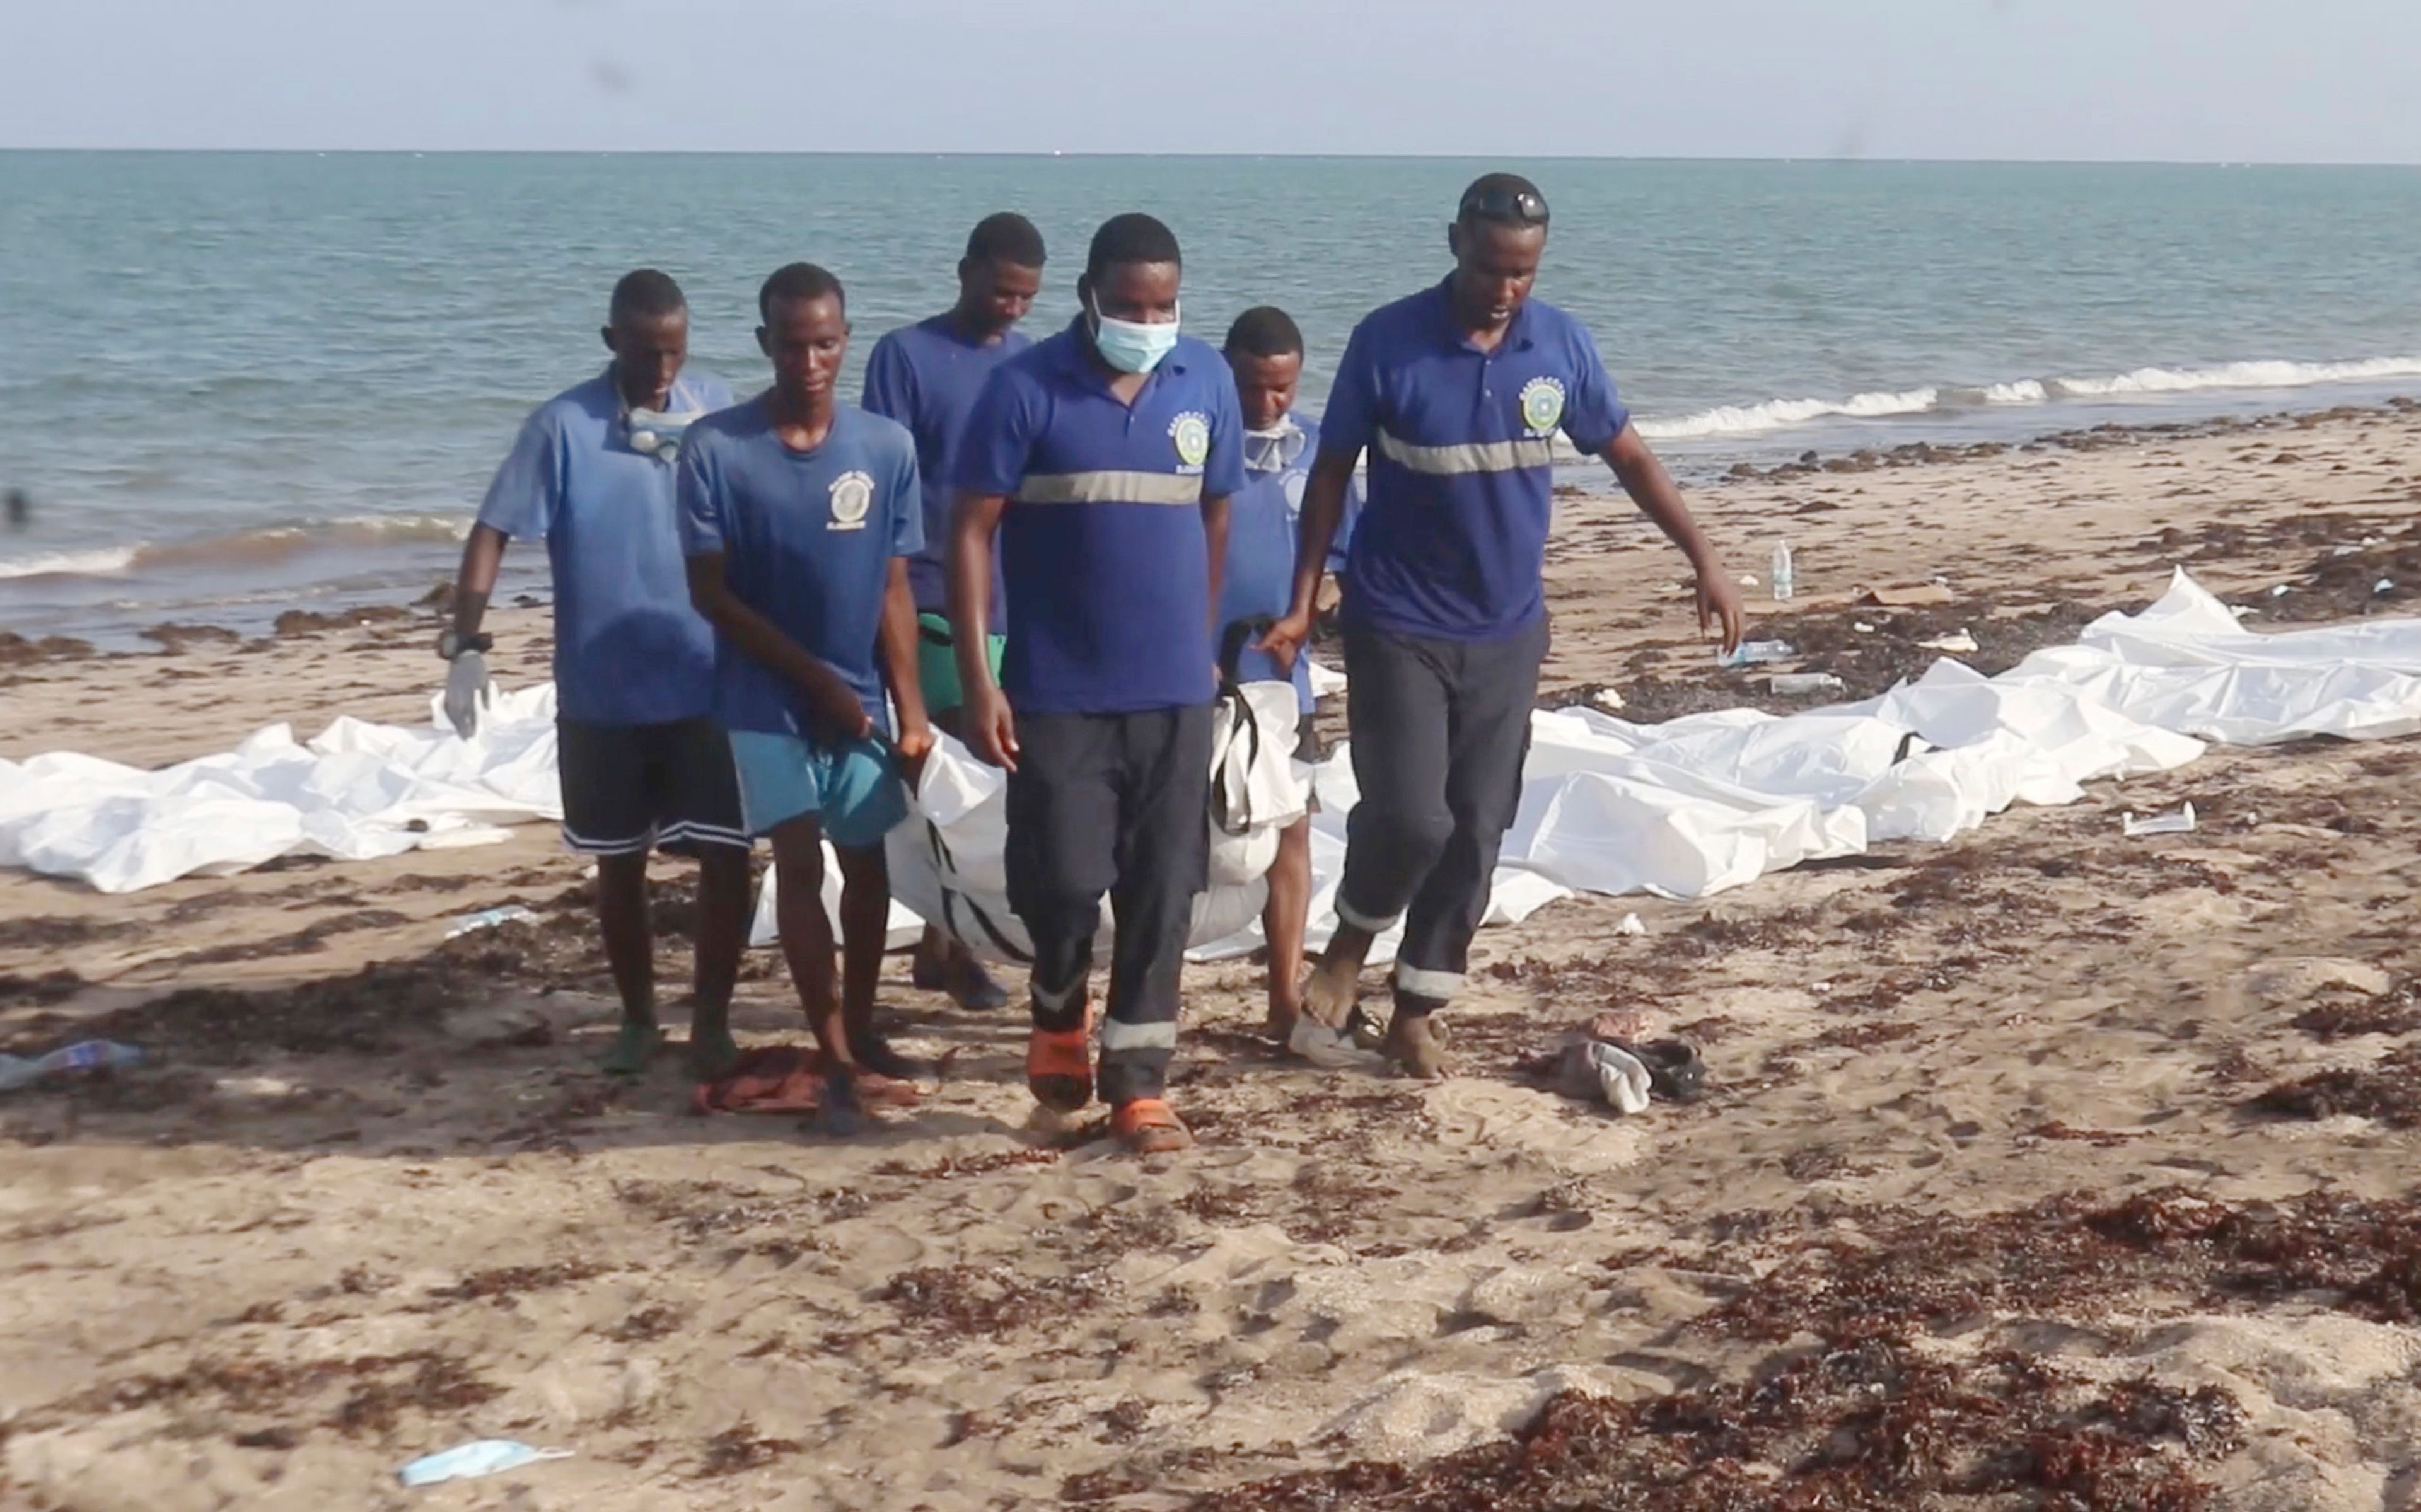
[1218,410,1360,708]
[476,367,733,727]
[954,321,1246,715]
[860,314,1032,620]
[675,400,922,737]
[1320,279,1630,642]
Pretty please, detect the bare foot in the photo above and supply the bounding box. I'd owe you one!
[1381,1012,1449,1080]
[1301,925,1376,1030]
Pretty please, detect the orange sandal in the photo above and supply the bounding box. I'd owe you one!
[1112,1098,1194,1155]
[1026,1024,1094,1112]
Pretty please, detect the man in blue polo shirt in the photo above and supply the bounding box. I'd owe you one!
[949,212,1242,1155]
[1262,173,1745,1078]
[1217,305,1361,1044]
[862,211,1046,1014]
[680,262,932,1136]
[441,268,751,1082]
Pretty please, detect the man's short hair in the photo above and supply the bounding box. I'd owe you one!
[758,262,845,323]
[610,268,687,323]
[1223,306,1304,359]
[1456,171,1550,229]
[1085,212,1181,284]
[966,212,1047,269]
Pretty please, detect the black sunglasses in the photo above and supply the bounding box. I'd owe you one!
[1458,185,1550,227]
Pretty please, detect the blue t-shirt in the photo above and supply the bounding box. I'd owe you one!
[675,400,923,737]
[1219,410,1361,708]
[953,322,1246,715]
[1321,279,1630,642]
[476,367,733,726]
[861,314,1033,621]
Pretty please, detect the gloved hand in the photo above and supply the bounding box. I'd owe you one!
[444,650,492,739]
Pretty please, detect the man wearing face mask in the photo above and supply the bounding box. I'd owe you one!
[948,213,1241,1155]
[1216,306,1361,1044]
[441,268,751,1082]
[1260,173,1745,1078]
[862,211,1047,1015]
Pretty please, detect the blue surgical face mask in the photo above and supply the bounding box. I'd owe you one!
[1089,294,1181,375]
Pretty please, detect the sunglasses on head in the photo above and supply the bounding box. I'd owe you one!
[1458,185,1550,227]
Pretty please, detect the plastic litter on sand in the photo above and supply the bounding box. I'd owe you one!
[397,1441,572,1487]
[2122,802,2198,837]
[0,1041,144,1092]
[443,904,539,939]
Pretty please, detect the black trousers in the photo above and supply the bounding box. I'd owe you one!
[1004,704,1214,1104]
[1335,618,1547,1012]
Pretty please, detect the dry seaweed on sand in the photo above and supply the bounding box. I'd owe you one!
[1194,1346,2241,1512]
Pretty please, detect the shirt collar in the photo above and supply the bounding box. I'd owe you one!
[1428,275,1536,355]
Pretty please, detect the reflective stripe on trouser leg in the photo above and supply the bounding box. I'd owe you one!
[1396,618,1548,1012]
[1096,703,1214,1109]
[1393,962,1466,1002]
[1335,622,1458,938]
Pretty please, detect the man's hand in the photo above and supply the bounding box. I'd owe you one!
[443,651,492,739]
[1256,611,1312,674]
[893,720,937,788]
[1695,565,1746,653]
[812,686,875,749]
[965,685,1019,771]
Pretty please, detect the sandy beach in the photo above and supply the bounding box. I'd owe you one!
[6,399,2421,1511]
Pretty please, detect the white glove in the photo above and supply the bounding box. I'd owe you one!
[444,651,492,739]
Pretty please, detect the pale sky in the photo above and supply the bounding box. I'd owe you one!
[9,0,2420,163]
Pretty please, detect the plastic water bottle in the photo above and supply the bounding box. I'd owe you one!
[0,1041,145,1092]
[1770,543,1796,603]
[1717,639,1796,668]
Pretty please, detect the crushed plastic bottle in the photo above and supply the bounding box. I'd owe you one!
[1716,639,1796,668]
[0,1041,145,1092]
[1770,542,1795,603]
[444,904,540,940]
[1770,672,1845,696]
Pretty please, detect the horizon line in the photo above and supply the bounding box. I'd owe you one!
[4,147,2420,170]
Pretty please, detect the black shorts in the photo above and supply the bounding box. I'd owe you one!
[557,718,749,857]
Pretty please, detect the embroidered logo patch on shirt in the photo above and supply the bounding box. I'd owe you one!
[828,470,874,531]
[1518,377,1567,437]
[1169,411,1212,473]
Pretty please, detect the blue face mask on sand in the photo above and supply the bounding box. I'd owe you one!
[397,1440,573,1487]
[1089,296,1181,375]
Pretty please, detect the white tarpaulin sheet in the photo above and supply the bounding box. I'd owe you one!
[9,573,2420,950]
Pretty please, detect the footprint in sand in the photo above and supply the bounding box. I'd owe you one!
[1420,1081,1652,1172]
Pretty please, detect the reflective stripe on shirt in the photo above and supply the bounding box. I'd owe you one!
[1013,470,1204,506]
[1371,428,1558,476]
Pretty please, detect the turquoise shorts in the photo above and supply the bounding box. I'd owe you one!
[726,730,907,850]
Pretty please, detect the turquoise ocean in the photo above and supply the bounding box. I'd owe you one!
[3,153,2418,644]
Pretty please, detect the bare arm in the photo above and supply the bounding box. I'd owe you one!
[444,523,508,647]
[877,556,931,761]
[1201,491,1230,620]
[947,490,1018,768]
[1256,445,1361,668]
[685,552,873,741]
[1603,424,1743,650]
